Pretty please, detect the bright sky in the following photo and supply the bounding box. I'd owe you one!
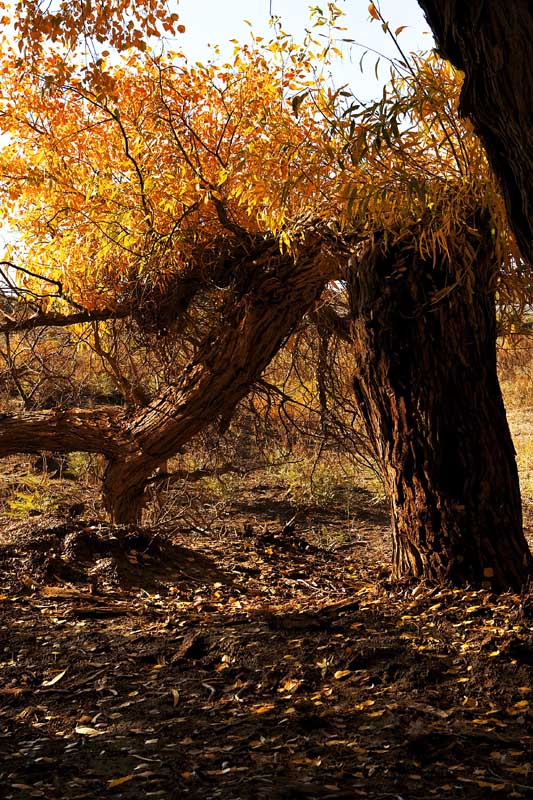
[174,0,434,100]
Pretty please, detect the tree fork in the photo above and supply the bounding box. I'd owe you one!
[349,215,532,591]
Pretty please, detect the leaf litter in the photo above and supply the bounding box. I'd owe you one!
[0,478,531,800]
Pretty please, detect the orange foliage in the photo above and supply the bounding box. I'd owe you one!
[0,8,521,315]
[0,33,347,308]
[2,0,181,56]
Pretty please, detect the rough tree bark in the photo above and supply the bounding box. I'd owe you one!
[349,214,532,591]
[102,229,342,522]
[0,227,342,523]
[416,0,533,265]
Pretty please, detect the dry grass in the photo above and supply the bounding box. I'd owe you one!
[499,338,533,502]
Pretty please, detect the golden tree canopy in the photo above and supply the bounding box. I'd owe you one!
[0,11,524,316]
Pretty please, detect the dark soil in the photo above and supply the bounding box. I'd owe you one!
[0,477,531,800]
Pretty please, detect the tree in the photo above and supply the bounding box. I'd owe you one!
[416,0,533,266]
[340,52,531,590]
[0,14,530,590]
[0,34,348,523]
[2,0,182,60]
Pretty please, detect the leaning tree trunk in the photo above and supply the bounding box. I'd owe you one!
[349,216,532,591]
[100,228,342,522]
[416,0,533,266]
[0,227,342,525]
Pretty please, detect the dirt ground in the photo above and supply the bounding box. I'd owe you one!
[0,469,531,800]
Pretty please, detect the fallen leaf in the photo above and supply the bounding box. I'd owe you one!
[107,775,134,788]
[278,678,301,693]
[334,670,352,680]
[354,699,375,711]
[171,688,180,706]
[253,703,275,714]
[75,725,103,736]
[42,669,67,687]
[476,782,507,790]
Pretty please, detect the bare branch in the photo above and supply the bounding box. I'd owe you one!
[0,306,130,335]
[0,407,124,458]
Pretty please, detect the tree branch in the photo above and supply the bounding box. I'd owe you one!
[0,306,130,335]
[0,407,125,458]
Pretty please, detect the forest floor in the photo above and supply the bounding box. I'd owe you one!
[0,451,531,800]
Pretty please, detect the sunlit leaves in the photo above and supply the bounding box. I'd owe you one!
[336,50,521,301]
[7,0,182,57]
[0,37,345,309]
[0,14,523,319]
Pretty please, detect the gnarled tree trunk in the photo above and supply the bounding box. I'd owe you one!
[0,227,342,524]
[102,230,340,522]
[417,0,533,265]
[349,217,532,591]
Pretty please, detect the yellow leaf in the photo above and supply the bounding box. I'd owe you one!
[42,669,67,687]
[278,678,301,693]
[333,670,352,680]
[253,704,275,714]
[107,775,134,789]
[354,699,375,710]
[170,689,180,706]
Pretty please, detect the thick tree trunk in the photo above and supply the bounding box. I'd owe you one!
[349,218,532,591]
[102,229,341,522]
[417,0,533,265]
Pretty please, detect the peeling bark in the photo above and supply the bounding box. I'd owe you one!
[417,0,533,265]
[349,216,532,591]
